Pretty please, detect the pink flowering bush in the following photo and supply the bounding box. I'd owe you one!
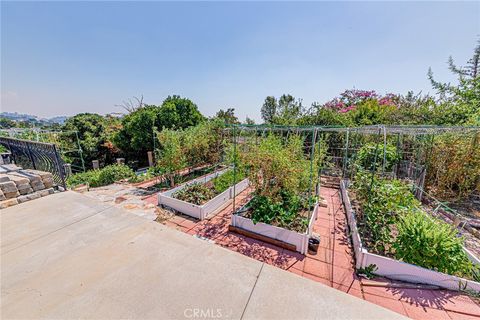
[324,89,398,114]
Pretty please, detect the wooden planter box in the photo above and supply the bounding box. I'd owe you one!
[158,168,249,220]
[231,201,319,254]
[340,179,480,292]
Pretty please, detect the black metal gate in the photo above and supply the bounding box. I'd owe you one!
[0,137,67,189]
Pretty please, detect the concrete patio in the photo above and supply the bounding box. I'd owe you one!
[1,191,404,320]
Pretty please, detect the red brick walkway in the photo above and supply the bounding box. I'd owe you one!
[147,187,480,319]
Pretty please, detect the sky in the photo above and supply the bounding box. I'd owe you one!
[1,1,479,122]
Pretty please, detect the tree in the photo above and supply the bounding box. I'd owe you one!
[428,41,480,124]
[114,106,158,161]
[215,108,239,124]
[114,95,205,165]
[261,96,277,124]
[63,113,118,168]
[245,116,255,125]
[261,94,304,125]
[0,117,15,129]
[274,94,304,125]
[161,95,204,128]
[115,95,145,113]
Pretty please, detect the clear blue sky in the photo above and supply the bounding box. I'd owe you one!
[1,1,479,122]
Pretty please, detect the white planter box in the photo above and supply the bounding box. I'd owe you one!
[231,202,319,254]
[158,168,249,220]
[340,179,480,292]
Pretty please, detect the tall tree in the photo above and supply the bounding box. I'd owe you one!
[261,96,277,124]
[428,40,480,124]
[245,116,255,125]
[161,95,204,128]
[215,108,239,124]
[275,94,303,125]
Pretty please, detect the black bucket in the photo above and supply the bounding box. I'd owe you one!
[308,237,320,255]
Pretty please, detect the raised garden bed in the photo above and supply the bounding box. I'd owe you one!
[158,168,249,220]
[231,197,319,254]
[340,179,480,292]
[129,164,214,188]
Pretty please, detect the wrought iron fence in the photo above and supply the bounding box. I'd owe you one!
[0,137,67,189]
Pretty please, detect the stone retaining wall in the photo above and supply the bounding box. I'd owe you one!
[0,169,56,209]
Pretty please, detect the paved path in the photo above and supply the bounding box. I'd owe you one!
[1,191,404,320]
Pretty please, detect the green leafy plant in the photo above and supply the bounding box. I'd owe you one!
[394,210,472,277]
[172,169,243,205]
[357,264,378,279]
[173,182,216,205]
[472,265,480,282]
[156,128,187,187]
[425,133,480,199]
[67,164,135,188]
[237,133,323,232]
[353,171,421,254]
[240,134,312,201]
[97,164,135,186]
[182,120,224,167]
[247,190,314,232]
[356,142,400,172]
[211,169,245,194]
[352,171,477,279]
[154,121,225,187]
[67,170,101,188]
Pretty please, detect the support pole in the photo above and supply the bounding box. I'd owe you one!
[75,131,85,173]
[308,128,317,207]
[342,129,350,178]
[368,127,382,200]
[147,151,154,167]
[382,125,387,174]
[232,125,237,215]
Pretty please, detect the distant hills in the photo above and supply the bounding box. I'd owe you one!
[0,112,68,125]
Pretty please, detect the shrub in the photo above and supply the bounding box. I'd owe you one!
[240,134,311,201]
[182,120,224,167]
[67,170,101,188]
[156,128,187,187]
[425,133,480,199]
[97,164,135,186]
[155,121,224,187]
[356,143,399,172]
[67,164,135,188]
[394,211,472,276]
